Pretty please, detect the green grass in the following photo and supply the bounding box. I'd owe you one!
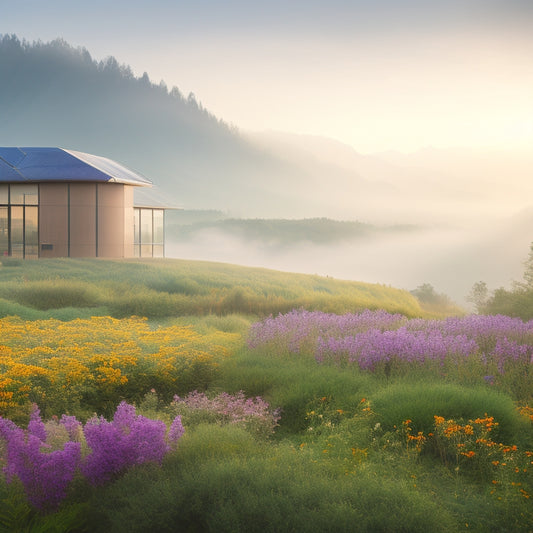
[0,257,431,318]
[1,258,531,531]
[83,425,456,533]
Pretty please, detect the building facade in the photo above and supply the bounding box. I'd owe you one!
[0,148,165,259]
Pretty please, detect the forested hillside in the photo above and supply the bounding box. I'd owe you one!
[0,34,373,218]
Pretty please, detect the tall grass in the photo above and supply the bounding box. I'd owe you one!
[84,424,456,533]
[0,258,431,319]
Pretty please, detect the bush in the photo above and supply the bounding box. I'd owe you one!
[85,431,455,533]
[0,280,102,310]
[168,390,280,439]
[371,382,529,444]
[217,351,374,436]
[0,403,184,512]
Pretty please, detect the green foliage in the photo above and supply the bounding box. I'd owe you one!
[517,242,533,290]
[0,488,87,533]
[0,258,427,319]
[370,382,529,445]
[466,281,489,313]
[410,283,464,316]
[484,286,533,320]
[480,242,533,319]
[216,349,374,436]
[85,426,455,533]
[0,279,103,310]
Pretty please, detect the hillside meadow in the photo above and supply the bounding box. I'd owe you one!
[0,258,531,532]
[0,257,438,320]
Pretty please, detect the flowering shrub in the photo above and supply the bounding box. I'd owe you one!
[249,310,533,398]
[82,401,183,485]
[0,316,240,419]
[0,406,81,512]
[169,390,280,439]
[395,413,533,500]
[0,402,185,511]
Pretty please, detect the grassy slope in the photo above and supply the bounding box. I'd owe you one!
[0,258,531,532]
[0,257,435,319]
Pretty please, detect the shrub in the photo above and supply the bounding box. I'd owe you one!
[371,382,529,444]
[85,436,455,533]
[0,280,103,310]
[168,390,280,439]
[0,402,185,512]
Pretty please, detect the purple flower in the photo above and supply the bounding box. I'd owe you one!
[171,390,280,437]
[28,404,47,442]
[168,416,185,448]
[250,310,533,377]
[0,412,81,512]
[60,414,83,441]
[0,402,186,509]
[81,401,177,486]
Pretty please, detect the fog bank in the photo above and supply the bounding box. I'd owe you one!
[166,209,533,307]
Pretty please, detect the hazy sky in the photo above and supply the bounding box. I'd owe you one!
[3,0,533,153]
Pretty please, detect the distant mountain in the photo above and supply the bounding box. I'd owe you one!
[0,35,376,219]
[1,35,531,226]
[247,131,533,223]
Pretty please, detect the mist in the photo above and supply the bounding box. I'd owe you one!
[2,34,532,303]
[166,207,533,307]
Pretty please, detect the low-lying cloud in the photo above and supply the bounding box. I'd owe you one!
[166,209,533,307]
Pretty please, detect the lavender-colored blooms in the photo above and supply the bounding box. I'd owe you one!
[81,401,174,486]
[249,310,533,375]
[60,414,83,441]
[172,390,280,436]
[0,410,81,511]
[28,404,47,442]
[0,401,186,510]
[168,415,185,447]
[0,416,26,483]
[248,308,406,353]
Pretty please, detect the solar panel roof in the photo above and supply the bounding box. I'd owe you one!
[0,147,152,186]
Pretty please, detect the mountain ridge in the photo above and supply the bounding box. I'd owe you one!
[1,34,532,226]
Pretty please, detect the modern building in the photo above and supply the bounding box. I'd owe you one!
[0,147,166,259]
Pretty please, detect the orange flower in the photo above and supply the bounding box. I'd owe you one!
[461,450,476,458]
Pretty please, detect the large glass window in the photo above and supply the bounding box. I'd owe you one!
[24,206,39,259]
[133,208,164,258]
[10,206,24,258]
[11,184,38,205]
[133,208,140,257]
[0,184,39,259]
[140,209,153,246]
[153,210,164,243]
[0,185,8,204]
[0,206,8,257]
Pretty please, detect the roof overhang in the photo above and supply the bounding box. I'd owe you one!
[0,147,152,187]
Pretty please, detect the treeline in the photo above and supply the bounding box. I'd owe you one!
[0,34,342,217]
[0,35,238,158]
[469,242,533,320]
[0,34,287,213]
[167,214,419,246]
[0,34,223,132]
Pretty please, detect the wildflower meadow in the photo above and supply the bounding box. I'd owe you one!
[0,259,532,532]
